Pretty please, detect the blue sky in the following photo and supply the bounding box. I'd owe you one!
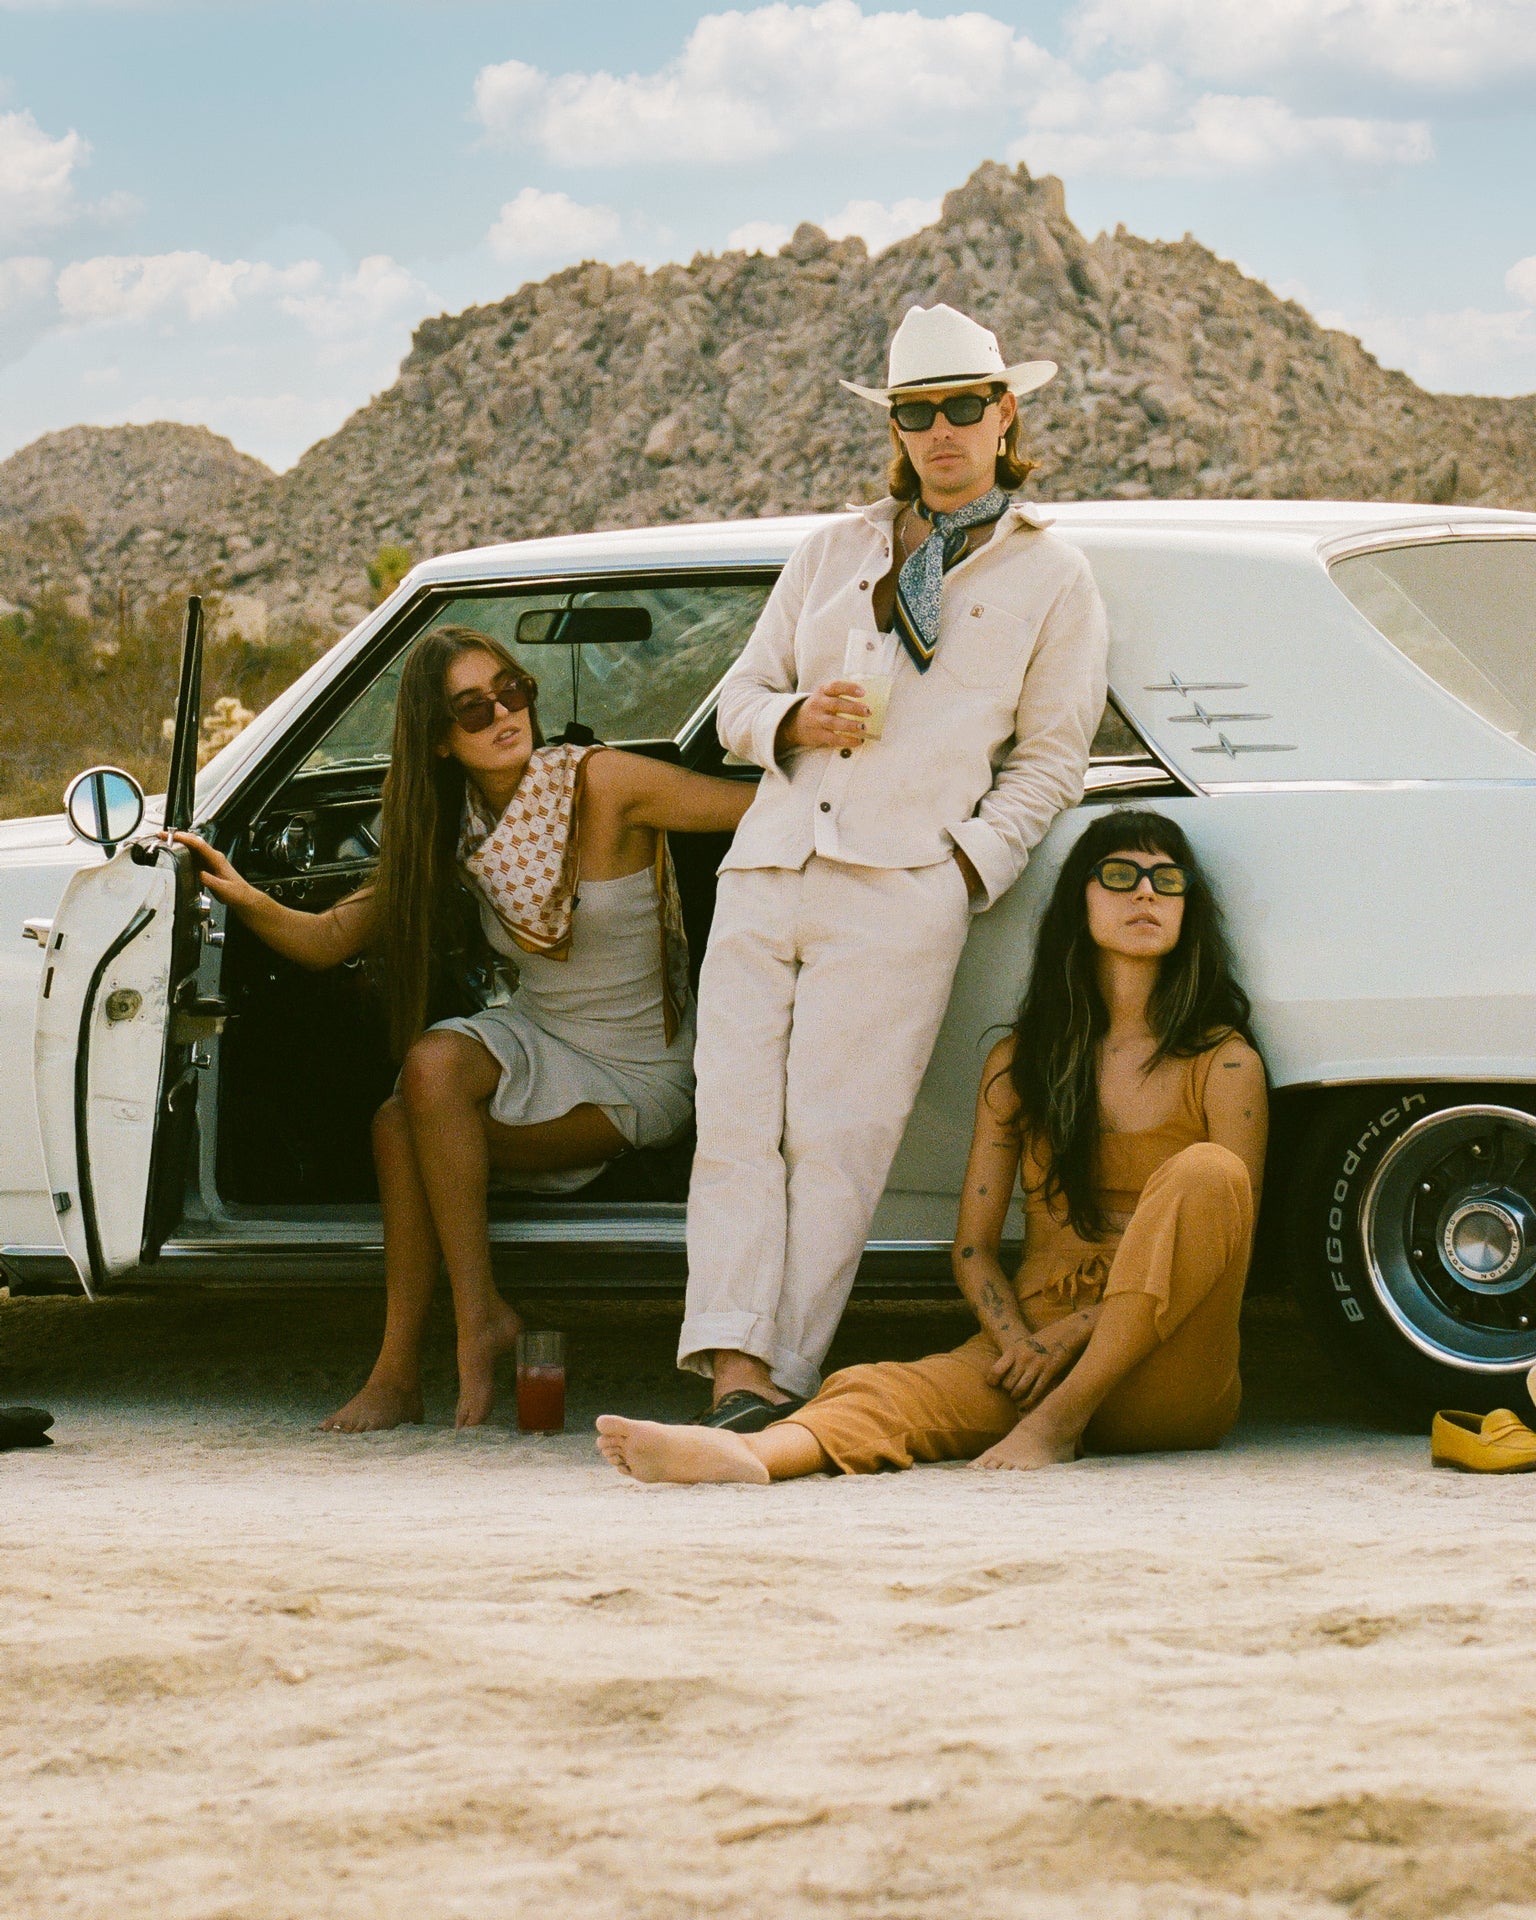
[3,0,1534,469]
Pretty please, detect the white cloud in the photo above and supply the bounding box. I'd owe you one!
[473,2,1061,166]
[0,252,51,309]
[55,250,317,324]
[727,192,940,257]
[1506,255,1536,305]
[1013,64,1431,177]
[5,247,439,463]
[826,194,941,252]
[1350,303,1536,395]
[0,109,88,241]
[278,253,434,344]
[725,218,793,256]
[1069,0,1536,93]
[0,251,54,365]
[486,187,621,265]
[50,248,432,348]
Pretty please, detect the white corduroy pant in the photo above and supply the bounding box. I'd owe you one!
[679,856,973,1400]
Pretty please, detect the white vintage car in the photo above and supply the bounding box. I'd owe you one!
[3,500,1534,1415]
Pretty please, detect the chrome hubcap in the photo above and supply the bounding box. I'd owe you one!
[1440,1198,1525,1288]
[1362,1104,1536,1371]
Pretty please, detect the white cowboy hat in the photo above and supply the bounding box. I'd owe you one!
[840,302,1056,406]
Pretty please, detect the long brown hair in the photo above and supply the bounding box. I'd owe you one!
[887,384,1036,501]
[369,624,541,1059]
[1006,809,1255,1239]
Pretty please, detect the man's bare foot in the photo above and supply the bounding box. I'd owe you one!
[320,1377,424,1433]
[972,1415,1081,1471]
[710,1349,791,1410]
[595,1415,770,1485]
[455,1302,523,1428]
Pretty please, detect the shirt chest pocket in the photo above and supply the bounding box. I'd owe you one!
[936,598,1035,691]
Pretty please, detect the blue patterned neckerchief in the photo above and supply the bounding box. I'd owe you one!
[892,486,1011,672]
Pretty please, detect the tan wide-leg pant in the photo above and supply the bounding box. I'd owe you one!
[784,1142,1254,1472]
[679,857,973,1399]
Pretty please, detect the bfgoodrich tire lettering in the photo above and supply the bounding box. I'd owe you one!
[1291,1086,1536,1421]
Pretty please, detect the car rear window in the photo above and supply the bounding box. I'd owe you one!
[1330,539,1536,750]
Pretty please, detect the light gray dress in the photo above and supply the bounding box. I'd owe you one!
[432,864,696,1193]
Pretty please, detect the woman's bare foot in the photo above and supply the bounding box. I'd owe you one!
[320,1376,424,1433]
[595,1415,770,1485]
[455,1301,523,1427]
[972,1412,1082,1471]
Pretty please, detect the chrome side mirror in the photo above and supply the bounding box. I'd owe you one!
[62,766,146,855]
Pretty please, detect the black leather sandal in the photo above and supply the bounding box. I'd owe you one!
[695,1389,806,1433]
[0,1407,54,1451]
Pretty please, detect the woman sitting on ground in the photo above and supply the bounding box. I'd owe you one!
[178,625,752,1432]
[597,807,1266,1482]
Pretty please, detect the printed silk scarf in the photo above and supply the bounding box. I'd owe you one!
[892,485,1012,672]
[458,742,691,1045]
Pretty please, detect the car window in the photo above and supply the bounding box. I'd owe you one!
[1331,540,1536,751]
[301,576,774,773]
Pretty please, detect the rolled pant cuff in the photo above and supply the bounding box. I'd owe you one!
[676,1312,822,1401]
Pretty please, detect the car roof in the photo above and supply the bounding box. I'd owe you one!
[410,499,1536,586]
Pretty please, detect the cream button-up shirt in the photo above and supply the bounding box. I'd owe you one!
[717,497,1109,908]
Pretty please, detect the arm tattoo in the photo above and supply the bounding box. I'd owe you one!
[961,1246,974,1259]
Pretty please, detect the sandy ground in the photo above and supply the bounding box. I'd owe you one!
[3,1285,1536,1920]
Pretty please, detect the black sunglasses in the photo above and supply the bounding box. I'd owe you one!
[1090,857,1191,897]
[889,391,1000,432]
[448,670,537,735]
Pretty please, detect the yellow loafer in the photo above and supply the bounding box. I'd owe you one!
[1431,1408,1536,1473]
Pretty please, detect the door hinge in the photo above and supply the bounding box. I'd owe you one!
[52,1192,72,1215]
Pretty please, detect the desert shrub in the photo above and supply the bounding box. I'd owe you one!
[366,544,413,605]
[0,590,328,820]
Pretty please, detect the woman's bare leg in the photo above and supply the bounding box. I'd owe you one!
[399,1031,525,1426]
[401,1031,630,1427]
[974,1293,1159,1471]
[322,1094,439,1432]
[595,1415,827,1485]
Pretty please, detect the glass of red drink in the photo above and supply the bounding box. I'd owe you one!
[516,1331,566,1433]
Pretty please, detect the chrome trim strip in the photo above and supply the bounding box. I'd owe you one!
[1200,777,1536,795]
[1318,524,1536,565]
[1272,1074,1536,1094]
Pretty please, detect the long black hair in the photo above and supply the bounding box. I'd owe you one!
[369,625,542,1060]
[1006,808,1253,1239]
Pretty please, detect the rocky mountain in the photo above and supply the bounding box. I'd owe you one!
[0,423,270,620]
[4,160,1535,639]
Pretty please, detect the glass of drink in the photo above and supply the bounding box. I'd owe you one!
[516,1331,566,1433]
[843,630,894,741]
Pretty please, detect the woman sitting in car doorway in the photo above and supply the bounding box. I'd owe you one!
[178,625,753,1431]
[596,808,1268,1482]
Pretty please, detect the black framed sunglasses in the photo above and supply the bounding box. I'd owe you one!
[1090,857,1191,897]
[448,671,537,735]
[889,390,1000,432]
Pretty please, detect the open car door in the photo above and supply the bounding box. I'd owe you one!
[32,599,223,1295]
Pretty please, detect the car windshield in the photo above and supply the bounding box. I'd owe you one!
[1331,539,1536,751]
[301,575,774,773]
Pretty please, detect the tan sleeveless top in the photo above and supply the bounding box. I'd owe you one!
[1014,1045,1225,1310]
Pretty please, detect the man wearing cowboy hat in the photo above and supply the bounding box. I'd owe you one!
[676,302,1109,1430]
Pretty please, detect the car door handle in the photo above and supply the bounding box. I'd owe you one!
[22,919,52,946]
